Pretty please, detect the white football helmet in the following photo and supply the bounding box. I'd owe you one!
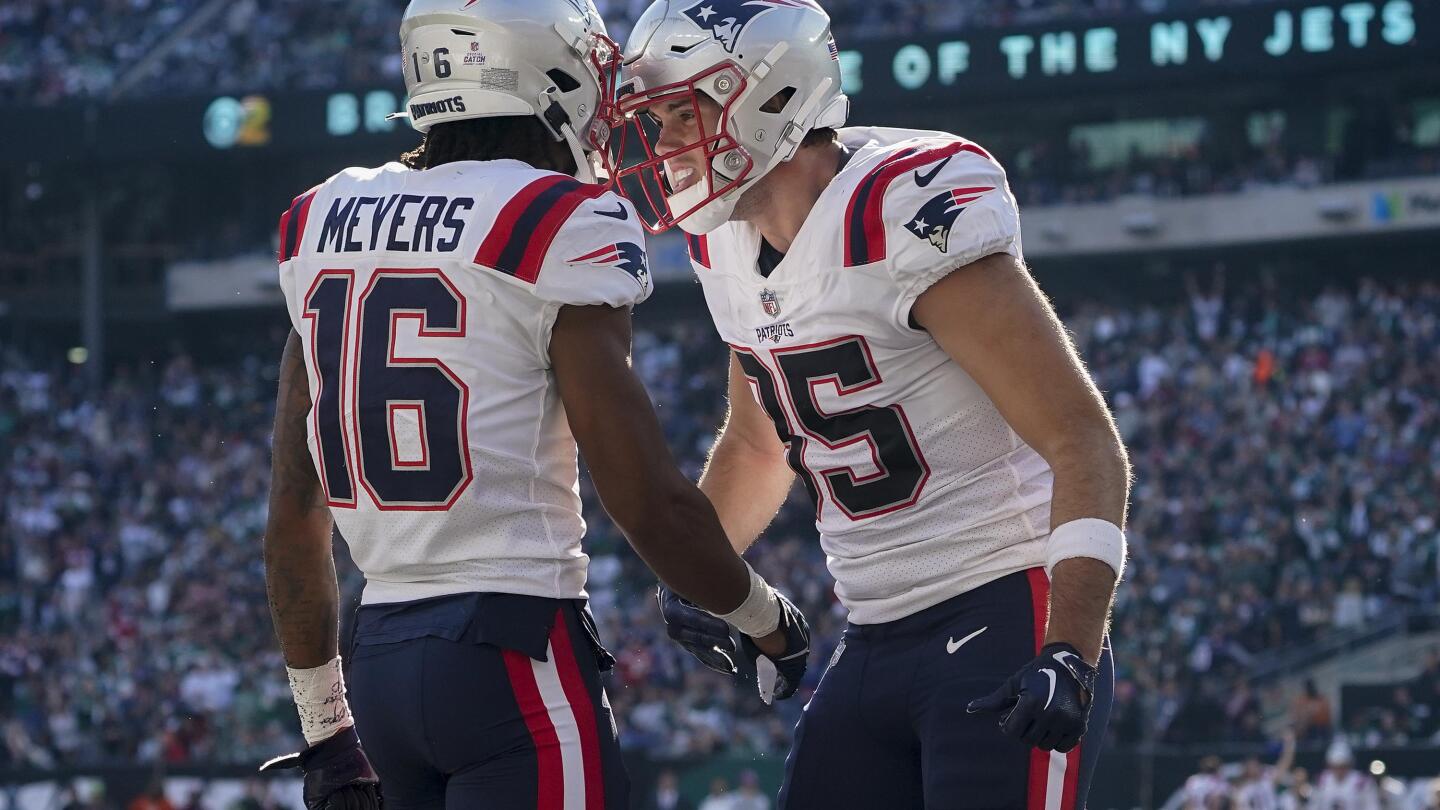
[603,0,849,233]
[398,0,620,182]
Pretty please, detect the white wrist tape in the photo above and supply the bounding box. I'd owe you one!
[287,656,354,746]
[709,562,781,638]
[1046,518,1127,579]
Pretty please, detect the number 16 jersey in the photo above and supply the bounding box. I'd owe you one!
[276,159,651,605]
[690,127,1054,625]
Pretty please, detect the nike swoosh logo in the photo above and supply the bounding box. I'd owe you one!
[946,626,987,655]
[913,157,952,188]
[595,204,629,220]
[1052,650,1079,670]
[1040,668,1057,710]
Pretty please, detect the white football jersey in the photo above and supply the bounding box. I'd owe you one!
[1314,770,1380,810]
[276,159,651,604]
[689,127,1053,624]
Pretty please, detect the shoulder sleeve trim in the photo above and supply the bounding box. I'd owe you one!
[473,176,608,283]
[278,188,320,262]
[685,232,711,269]
[842,141,993,268]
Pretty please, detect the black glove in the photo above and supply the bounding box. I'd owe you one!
[657,584,739,675]
[966,642,1097,753]
[260,726,383,810]
[737,590,811,704]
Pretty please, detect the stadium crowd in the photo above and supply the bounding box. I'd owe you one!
[1,270,1437,775]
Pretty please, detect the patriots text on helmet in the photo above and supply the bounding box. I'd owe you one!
[407,96,468,121]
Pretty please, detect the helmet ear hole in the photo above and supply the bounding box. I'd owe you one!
[546,69,582,93]
[759,86,796,114]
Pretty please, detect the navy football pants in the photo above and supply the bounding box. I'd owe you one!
[779,568,1114,810]
[348,597,628,810]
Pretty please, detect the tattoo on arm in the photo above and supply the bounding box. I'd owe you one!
[264,330,340,670]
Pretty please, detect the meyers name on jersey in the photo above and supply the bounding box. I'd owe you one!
[316,194,476,254]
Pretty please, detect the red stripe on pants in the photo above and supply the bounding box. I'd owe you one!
[1026,568,1051,810]
[550,609,606,809]
[1060,742,1082,810]
[503,648,564,810]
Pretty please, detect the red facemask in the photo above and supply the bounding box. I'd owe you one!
[596,63,754,233]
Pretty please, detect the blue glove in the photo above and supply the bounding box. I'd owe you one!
[967,642,1097,753]
[260,726,383,810]
[657,584,738,675]
[737,589,811,704]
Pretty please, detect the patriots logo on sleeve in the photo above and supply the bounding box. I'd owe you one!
[568,242,651,293]
[682,0,815,53]
[906,186,994,254]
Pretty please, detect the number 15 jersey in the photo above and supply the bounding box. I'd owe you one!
[690,127,1054,625]
[276,159,651,605]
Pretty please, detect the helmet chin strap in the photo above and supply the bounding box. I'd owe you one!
[561,121,601,184]
[540,92,601,185]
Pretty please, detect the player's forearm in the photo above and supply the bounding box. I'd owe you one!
[264,515,341,668]
[621,478,754,614]
[264,331,341,670]
[1041,430,1130,664]
[698,428,794,554]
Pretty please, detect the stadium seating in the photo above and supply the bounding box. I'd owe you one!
[2,273,1436,769]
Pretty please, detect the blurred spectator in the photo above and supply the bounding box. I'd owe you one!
[646,769,697,810]
[697,776,733,810]
[126,779,175,810]
[1292,680,1334,745]
[729,770,770,810]
[1182,755,1226,809]
[1314,740,1381,810]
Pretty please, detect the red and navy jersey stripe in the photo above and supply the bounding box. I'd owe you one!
[474,176,609,283]
[685,233,711,269]
[842,141,992,267]
[278,187,319,262]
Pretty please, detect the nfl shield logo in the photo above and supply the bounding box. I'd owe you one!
[759,288,781,318]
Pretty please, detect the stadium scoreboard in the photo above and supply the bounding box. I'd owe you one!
[206,0,1433,154]
[848,0,1421,95]
[1,0,1431,165]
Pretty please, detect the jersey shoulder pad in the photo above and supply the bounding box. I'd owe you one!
[276,164,398,262]
[536,191,652,308]
[467,174,650,308]
[840,138,1020,285]
[277,182,326,263]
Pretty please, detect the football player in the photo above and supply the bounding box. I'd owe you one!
[604,1,1130,807]
[260,1,811,807]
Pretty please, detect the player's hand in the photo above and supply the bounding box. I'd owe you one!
[738,590,811,705]
[966,642,1097,753]
[260,726,383,810]
[657,584,739,675]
